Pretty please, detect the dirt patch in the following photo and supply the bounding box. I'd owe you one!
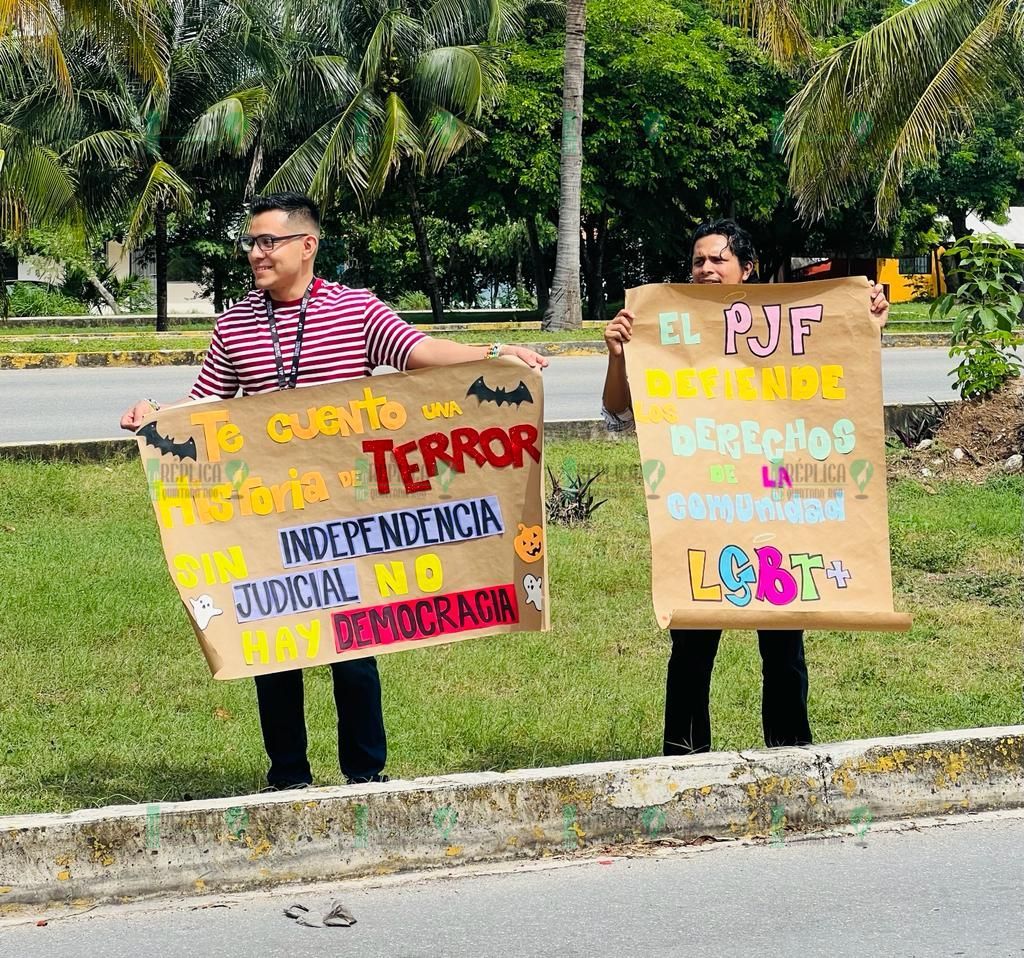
[888,378,1024,483]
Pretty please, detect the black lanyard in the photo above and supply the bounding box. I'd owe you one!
[262,279,315,390]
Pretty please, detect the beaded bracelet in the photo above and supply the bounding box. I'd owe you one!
[485,342,503,359]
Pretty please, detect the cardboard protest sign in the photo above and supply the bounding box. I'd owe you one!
[623,276,912,632]
[136,360,549,679]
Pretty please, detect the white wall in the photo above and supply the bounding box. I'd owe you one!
[105,240,216,314]
[966,207,1024,245]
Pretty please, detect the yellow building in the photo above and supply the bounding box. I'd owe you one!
[796,250,946,302]
[875,251,947,303]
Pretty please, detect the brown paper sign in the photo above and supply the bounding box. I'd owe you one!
[623,277,912,632]
[136,359,550,679]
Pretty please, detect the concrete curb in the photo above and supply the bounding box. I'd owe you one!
[0,334,953,369]
[0,726,1019,906]
[0,349,208,369]
[0,404,949,463]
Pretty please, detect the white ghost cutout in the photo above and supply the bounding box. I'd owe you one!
[189,594,223,630]
[522,574,543,611]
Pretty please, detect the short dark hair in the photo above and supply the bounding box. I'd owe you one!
[689,219,757,276]
[250,192,321,231]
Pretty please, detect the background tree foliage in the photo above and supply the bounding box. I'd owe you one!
[1,0,1021,320]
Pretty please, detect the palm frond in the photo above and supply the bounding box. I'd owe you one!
[421,0,523,45]
[263,55,361,134]
[178,87,267,166]
[367,91,422,196]
[309,90,377,203]
[2,0,169,95]
[720,0,815,64]
[421,107,482,171]
[0,133,78,234]
[872,6,1015,223]
[62,129,148,170]
[122,160,194,247]
[413,44,507,119]
[782,0,1020,225]
[360,9,425,86]
[263,86,380,205]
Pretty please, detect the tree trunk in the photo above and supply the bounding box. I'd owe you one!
[405,174,443,323]
[542,0,586,330]
[155,202,168,332]
[581,207,607,322]
[86,271,121,314]
[245,139,265,204]
[213,259,225,313]
[525,215,549,312]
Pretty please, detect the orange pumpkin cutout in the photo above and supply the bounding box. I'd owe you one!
[514,523,544,563]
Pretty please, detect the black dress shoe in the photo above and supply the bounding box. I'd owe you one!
[347,773,390,785]
[260,781,312,793]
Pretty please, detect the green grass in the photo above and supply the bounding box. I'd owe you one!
[0,442,1020,816]
[0,328,607,354]
[2,299,1003,351]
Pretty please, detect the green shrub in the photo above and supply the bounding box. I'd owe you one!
[392,290,431,310]
[933,234,1024,399]
[6,282,89,317]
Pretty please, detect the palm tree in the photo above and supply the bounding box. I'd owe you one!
[734,0,1024,229]
[0,0,168,96]
[541,0,585,330]
[2,0,274,328]
[265,0,525,323]
[0,0,167,314]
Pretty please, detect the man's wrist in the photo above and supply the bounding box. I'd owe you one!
[143,397,160,411]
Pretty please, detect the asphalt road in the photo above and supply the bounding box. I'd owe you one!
[0,349,963,444]
[3,810,1022,957]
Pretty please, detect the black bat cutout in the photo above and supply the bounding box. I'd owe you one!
[466,376,534,407]
[137,420,198,461]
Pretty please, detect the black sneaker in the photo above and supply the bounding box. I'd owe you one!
[347,773,390,785]
[259,781,311,793]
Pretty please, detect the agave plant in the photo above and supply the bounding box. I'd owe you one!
[546,465,606,526]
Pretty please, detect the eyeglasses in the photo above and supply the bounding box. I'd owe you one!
[237,233,308,253]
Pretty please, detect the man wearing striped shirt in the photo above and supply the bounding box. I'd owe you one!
[121,191,547,790]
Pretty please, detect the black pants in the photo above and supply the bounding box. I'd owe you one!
[254,658,386,787]
[664,629,812,755]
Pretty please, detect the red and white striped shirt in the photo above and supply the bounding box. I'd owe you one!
[188,279,427,399]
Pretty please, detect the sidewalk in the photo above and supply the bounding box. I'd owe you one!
[1,726,1020,907]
